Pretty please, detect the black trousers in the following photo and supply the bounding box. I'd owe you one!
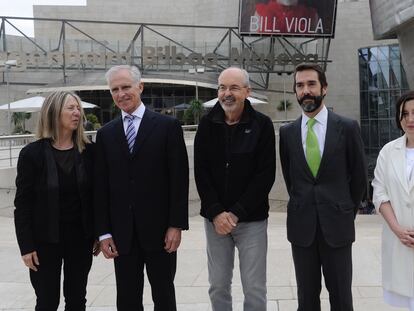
[114,230,177,311]
[291,225,353,311]
[29,221,93,311]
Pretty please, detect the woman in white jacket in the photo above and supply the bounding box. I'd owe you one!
[373,91,414,310]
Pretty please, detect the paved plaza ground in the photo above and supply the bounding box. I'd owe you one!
[0,194,403,310]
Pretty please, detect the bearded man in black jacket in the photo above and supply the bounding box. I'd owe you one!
[194,67,276,311]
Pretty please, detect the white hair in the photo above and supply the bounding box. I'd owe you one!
[105,65,141,85]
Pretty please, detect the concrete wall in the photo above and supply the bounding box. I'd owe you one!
[0,167,16,189]
[325,0,397,121]
[369,0,414,39]
[369,0,414,88]
[33,0,239,45]
[0,131,288,215]
[398,24,414,89]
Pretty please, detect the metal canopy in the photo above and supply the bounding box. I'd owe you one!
[0,16,332,93]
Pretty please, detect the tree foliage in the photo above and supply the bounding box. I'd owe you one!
[12,112,31,134]
[277,99,293,111]
[183,99,203,125]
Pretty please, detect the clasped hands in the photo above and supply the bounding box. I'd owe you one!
[393,225,414,248]
[213,211,239,235]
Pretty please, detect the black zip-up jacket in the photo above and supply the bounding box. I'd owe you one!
[194,100,276,222]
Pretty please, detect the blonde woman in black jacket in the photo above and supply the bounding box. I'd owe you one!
[14,91,99,311]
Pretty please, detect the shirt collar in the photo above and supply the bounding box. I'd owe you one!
[121,102,145,120]
[301,105,328,128]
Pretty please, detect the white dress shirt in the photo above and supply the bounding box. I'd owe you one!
[301,105,328,158]
[406,148,414,182]
[121,103,145,136]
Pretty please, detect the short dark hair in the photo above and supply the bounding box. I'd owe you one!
[395,91,414,131]
[293,63,328,92]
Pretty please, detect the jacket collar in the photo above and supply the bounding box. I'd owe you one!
[207,99,255,124]
[390,135,412,192]
[393,134,406,150]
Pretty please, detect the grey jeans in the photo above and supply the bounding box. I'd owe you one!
[204,218,268,311]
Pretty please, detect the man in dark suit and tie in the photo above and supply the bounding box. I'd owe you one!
[94,65,189,311]
[279,63,367,311]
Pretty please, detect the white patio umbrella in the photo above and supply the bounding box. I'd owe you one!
[80,101,97,109]
[0,96,45,112]
[0,96,97,112]
[202,96,268,108]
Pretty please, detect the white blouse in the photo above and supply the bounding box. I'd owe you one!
[406,148,414,182]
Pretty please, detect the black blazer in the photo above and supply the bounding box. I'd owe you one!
[94,109,189,254]
[14,139,95,256]
[279,111,368,248]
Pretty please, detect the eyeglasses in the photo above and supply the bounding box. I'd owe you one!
[218,85,248,93]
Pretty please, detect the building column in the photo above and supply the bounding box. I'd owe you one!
[398,23,414,89]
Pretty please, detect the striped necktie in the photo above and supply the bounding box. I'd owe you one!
[124,114,136,153]
[306,118,321,177]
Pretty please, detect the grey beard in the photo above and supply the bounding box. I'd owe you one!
[298,94,324,113]
[301,101,322,113]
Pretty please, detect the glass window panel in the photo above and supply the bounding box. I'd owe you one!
[358,48,369,62]
[377,46,389,61]
[401,66,409,89]
[391,124,402,140]
[377,91,390,118]
[379,119,390,147]
[369,92,379,118]
[361,120,369,148]
[370,119,379,148]
[368,62,379,88]
[175,88,185,97]
[357,45,409,178]
[390,89,400,119]
[368,47,378,62]
[360,92,369,119]
[175,96,186,105]
[390,60,402,88]
[390,45,400,60]
[367,151,379,180]
[163,87,175,97]
[164,98,175,108]
[359,61,369,91]
[377,61,390,89]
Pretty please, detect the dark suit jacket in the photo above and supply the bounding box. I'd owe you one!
[279,110,367,248]
[94,108,189,254]
[14,139,94,256]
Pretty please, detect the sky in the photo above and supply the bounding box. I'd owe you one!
[0,0,86,37]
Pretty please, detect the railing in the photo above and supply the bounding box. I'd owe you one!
[0,132,96,168]
[0,120,293,168]
[0,134,36,167]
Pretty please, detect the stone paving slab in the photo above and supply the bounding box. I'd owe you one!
[0,212,400,311]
